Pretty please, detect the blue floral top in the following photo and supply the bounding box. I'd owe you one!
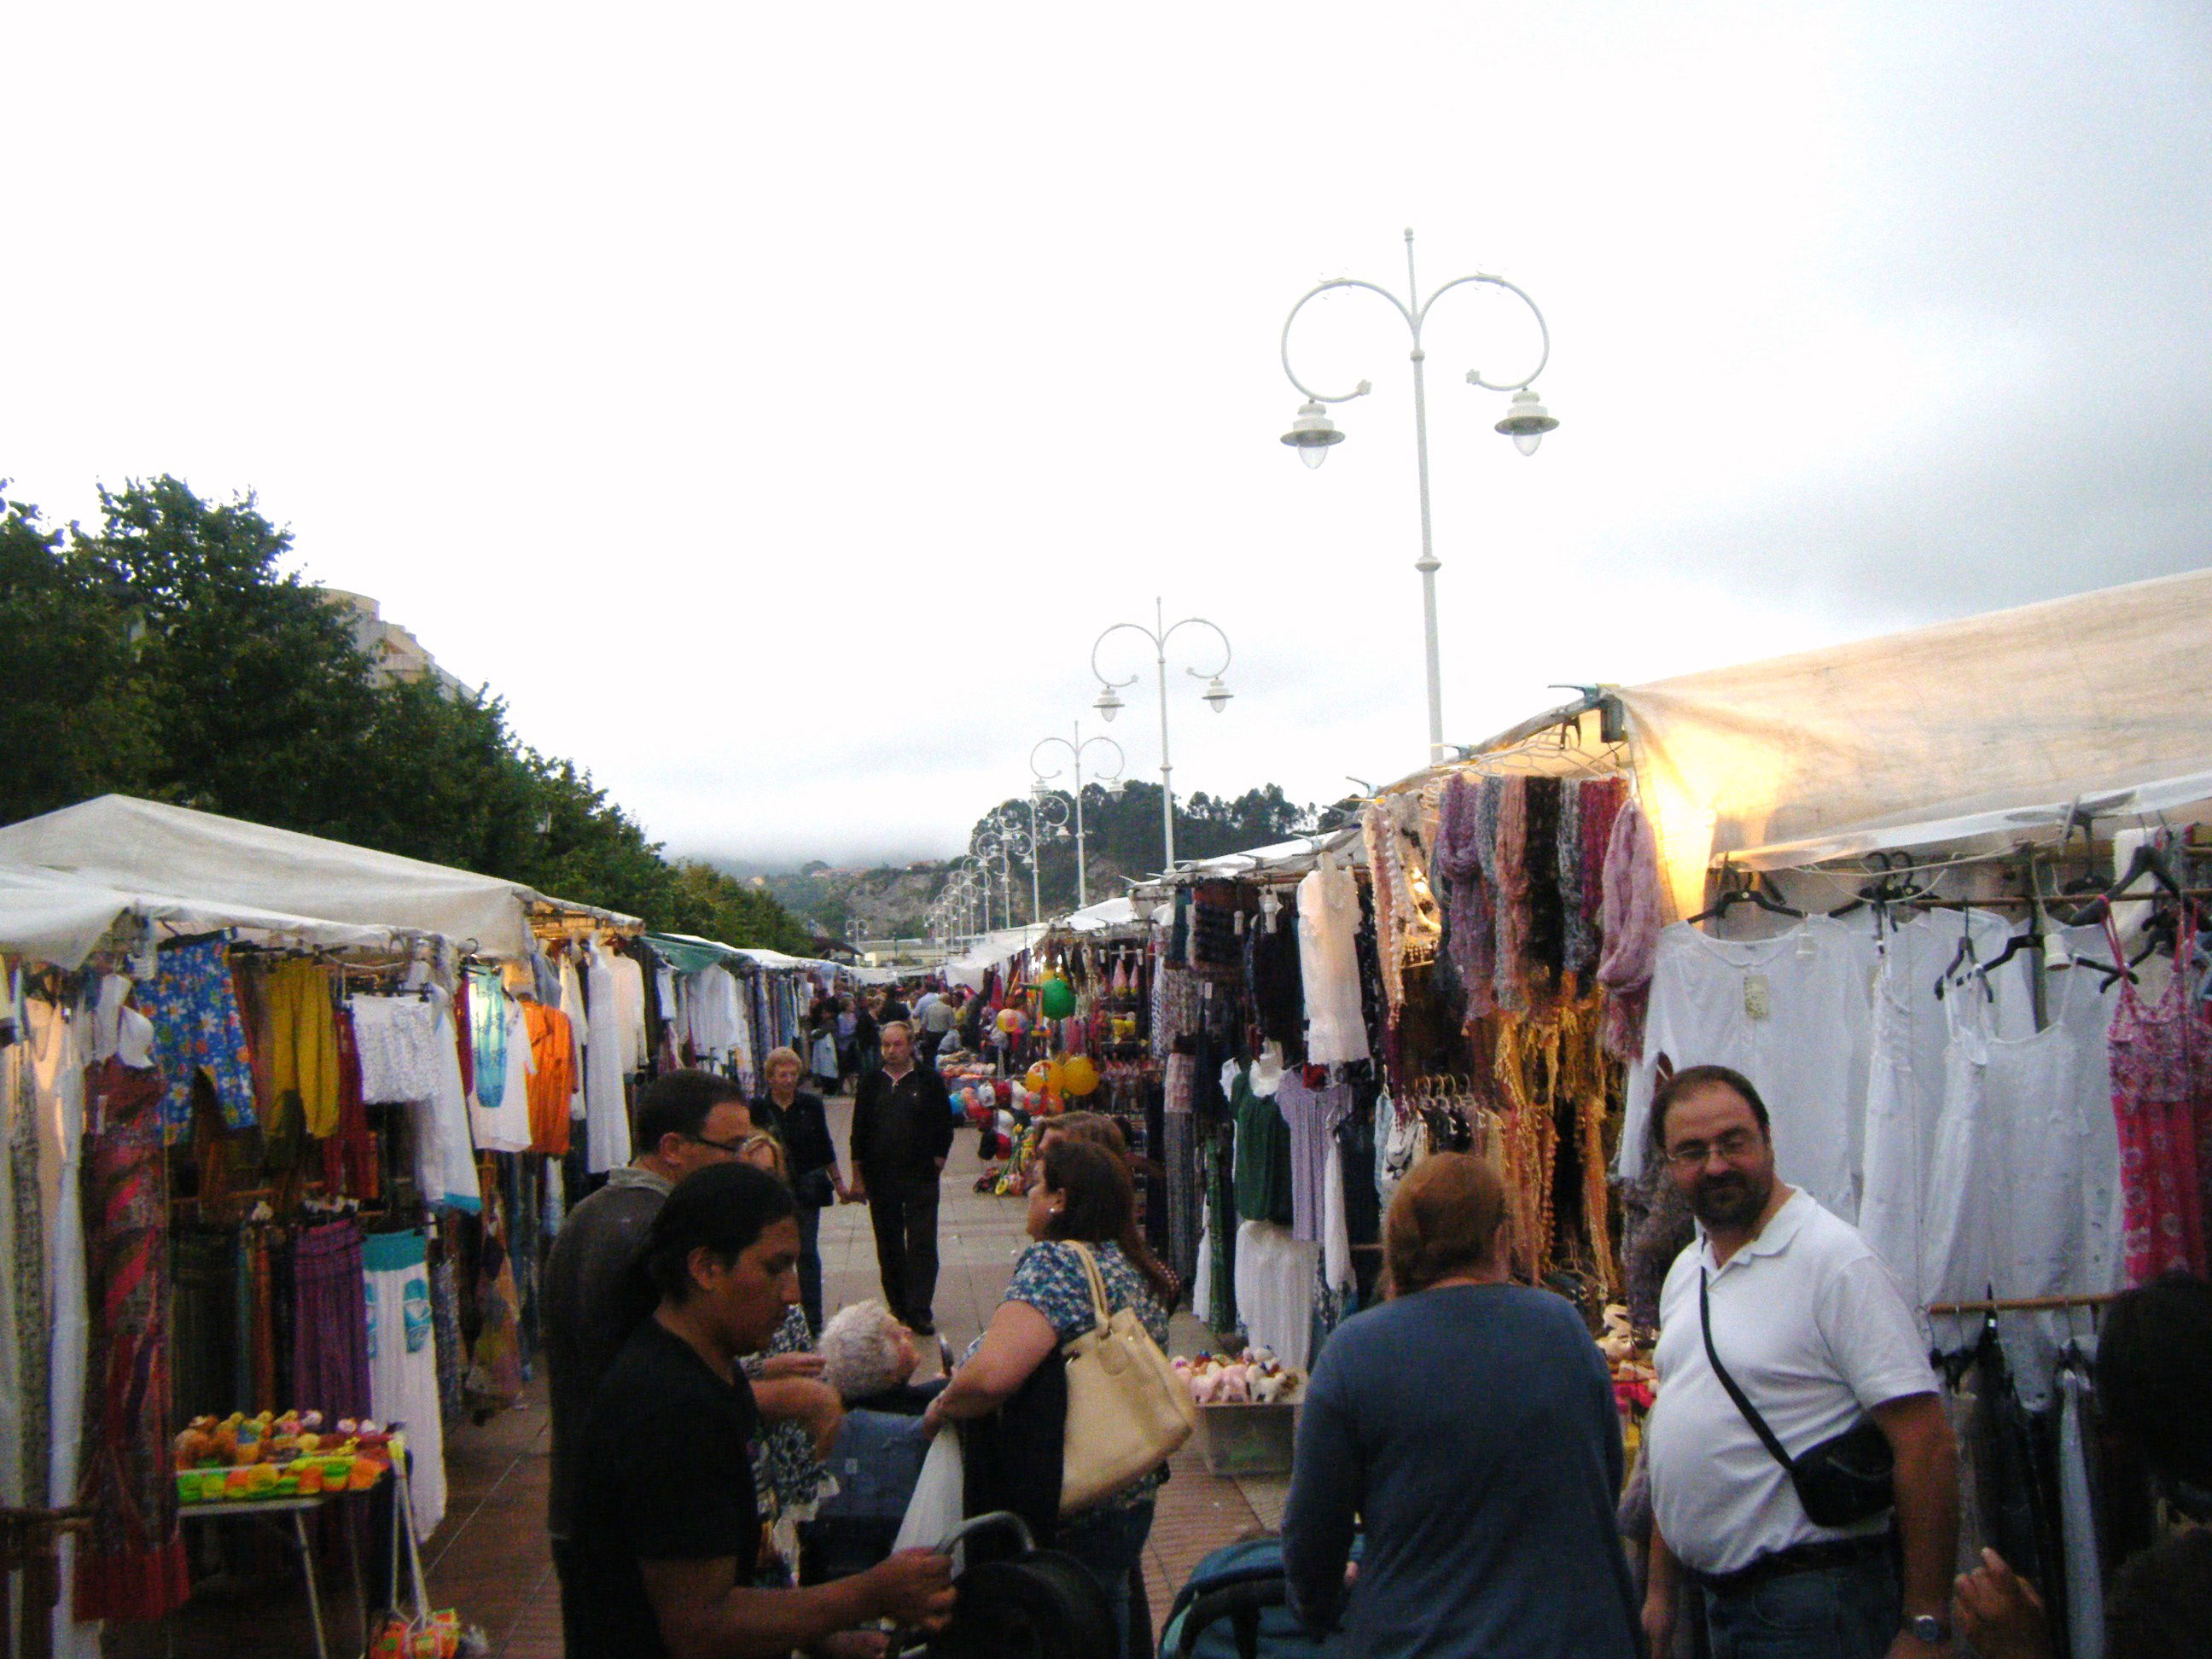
[974,1239,1174,1510]
[1005,1239,1171,1349]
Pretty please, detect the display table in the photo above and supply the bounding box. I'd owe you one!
[175,1487,371,1659]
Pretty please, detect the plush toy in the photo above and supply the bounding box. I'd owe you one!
[1179,1347,1304,1406]
[1598,1302,1635,1366]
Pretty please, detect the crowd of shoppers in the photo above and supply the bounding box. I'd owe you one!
[538,984,2209,1659]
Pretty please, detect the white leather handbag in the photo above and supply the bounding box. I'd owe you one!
[1057,1242,1196,1514]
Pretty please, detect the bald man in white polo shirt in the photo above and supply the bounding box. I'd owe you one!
[1643,1065,1959,1659]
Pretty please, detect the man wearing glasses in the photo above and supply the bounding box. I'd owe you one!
[545,1072,758,1610]
[1641,1065,1959,1659]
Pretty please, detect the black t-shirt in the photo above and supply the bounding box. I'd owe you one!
[563,1318,761,1659]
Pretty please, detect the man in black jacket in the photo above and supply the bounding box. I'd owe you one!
[847,1022,955,1334]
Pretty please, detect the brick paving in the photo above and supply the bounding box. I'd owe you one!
[122,1101,1285,1655]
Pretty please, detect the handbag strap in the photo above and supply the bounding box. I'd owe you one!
[1699,1267,1796,1476]
[1063,1241,1114,1337]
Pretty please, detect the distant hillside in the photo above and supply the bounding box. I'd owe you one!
[759,862,951,940]
[752,781,1337,937]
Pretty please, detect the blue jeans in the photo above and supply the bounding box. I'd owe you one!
[1055,1497,1156,1659]
[1701,1551,1900,1659]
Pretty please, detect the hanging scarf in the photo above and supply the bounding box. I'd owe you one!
[1435,774,1498,1022]
[1363,804,1406,1021]
[1386,794,1445,960]
[1557,781,1588,974]
[468,967,509,1113]
[1492,780,1531,1014]
[1523,778,1567,998]
[1577,778,1629,973]
[1597,800,1662,1061]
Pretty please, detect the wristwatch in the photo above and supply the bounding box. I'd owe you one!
[1904,1613,1952,1644]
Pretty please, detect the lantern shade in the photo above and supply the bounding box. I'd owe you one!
[1039,975,1076,1019]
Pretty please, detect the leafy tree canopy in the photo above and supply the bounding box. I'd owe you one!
[0,477,812,953]
[956,779,1319,921]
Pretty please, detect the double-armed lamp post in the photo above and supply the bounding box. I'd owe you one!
[1278,229,1557,765]
[1028,722,1126,910]
[1091,599,1233,875]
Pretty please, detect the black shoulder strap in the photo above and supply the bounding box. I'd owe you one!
[1700,1267,1796,1475]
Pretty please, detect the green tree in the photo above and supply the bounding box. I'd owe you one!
[964,781,1318,914]
[666,859,817,955]
[0,492,159,822]
[80,475,375,838]
[1,473,817,955]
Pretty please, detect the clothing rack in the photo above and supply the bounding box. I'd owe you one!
[1924,1292,2123,1315]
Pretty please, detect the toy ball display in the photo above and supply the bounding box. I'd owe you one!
[1039,975,1076,1019]
[1024,1061,1052,1094]
[1061,1055,1100,1097]
[996,1008,1029,1036]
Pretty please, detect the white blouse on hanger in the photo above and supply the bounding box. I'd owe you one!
[1296,858,1369,1067]
[1618,917,1877,1220]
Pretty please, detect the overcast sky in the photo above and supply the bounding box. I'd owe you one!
[7,3,2209,868]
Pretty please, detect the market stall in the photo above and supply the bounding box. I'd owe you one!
[1257,568,2212,1658]
[0,796,818,1655]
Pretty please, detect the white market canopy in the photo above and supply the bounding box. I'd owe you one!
[1614,566,2212,916]
[1062,895,1139,931]
[0,864,405,971]
[944,925,1047,992]
[0,795,636,965]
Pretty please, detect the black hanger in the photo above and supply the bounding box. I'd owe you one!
[1973,928,2038,981]
[1688,869,1804,926]
[1828,851,1930,917]
[2047,840,2184,928]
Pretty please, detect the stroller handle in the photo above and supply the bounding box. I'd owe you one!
[934,1509,1036,1561]
[1174,1576,1289,1659]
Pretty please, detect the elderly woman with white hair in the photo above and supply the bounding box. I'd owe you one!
[818,1301,923,1405]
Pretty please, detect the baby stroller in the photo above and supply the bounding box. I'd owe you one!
[1158,1537,1355,1659]
[911,1511,1115,1659]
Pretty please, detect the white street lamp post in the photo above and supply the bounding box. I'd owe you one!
[989,808,1040,926]
[1029,722,1125,910]
[971,831,1015,932]
[1091,598,1232,875]
[1019,790,1068,924]
[1279,229,1557,765]
[958,853,990,934]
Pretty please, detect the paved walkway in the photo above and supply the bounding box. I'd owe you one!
[126,1103,1284,1655]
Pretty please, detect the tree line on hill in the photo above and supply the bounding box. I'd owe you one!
[956,779,1334,923]
[764,782,1343,940]
[0,474,814,954]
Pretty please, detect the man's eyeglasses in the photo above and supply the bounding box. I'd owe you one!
[684,1131,751,1155]
[1662,1129,1761,1169]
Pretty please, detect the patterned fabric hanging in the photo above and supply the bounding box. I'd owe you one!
[76,1057,190,1621]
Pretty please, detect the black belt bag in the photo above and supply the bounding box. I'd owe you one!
[1700,1269,1895,1528]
